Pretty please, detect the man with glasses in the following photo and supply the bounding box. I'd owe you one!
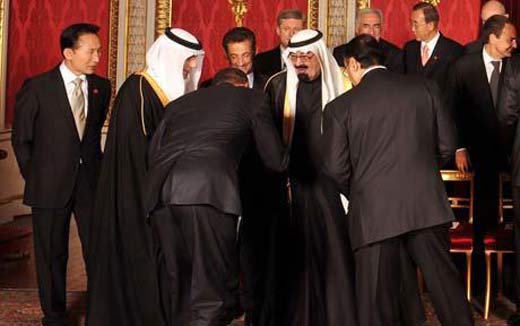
[263,29,356,325]
[404,2,463,92]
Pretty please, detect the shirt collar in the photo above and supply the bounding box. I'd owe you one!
[421,31,441,52]
[361,65,387,80]
[482,46,502,65]
[59,61,86,84]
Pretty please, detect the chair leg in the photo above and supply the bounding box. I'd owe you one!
[465,251,472,301]
[497,252,503,297]
[484,252,492,320]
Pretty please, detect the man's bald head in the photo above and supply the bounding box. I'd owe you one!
[481,1,507,24]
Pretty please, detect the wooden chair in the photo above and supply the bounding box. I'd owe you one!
[483,172,515,319]
[441,170,475,302]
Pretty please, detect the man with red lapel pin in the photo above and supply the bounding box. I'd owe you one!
[12,23,111,326]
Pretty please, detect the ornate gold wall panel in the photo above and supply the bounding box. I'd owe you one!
[327,0,348,47]
[356,0,370,9]
[0,0,8,130]
[108,0,119,97]
[423,0,440,6]
[155,0,171,38]
[308,0,319,29]
[125,0,147,76]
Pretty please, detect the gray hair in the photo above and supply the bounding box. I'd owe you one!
[355,8,384,27]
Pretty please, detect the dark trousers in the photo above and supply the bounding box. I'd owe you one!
[513,186,520,306]
[32,167,93,326]
[355,225,473,326]
[152,205,239,326]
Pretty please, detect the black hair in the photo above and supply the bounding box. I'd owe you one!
[413,2,439,27]
[482,15,513,43]
[342,34,385,68]
[60,23,100,53]
[222,27,256,55]
[212,67,248,86]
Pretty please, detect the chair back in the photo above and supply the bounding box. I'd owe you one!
[441,170,474,224]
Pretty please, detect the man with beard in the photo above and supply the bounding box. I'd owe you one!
[144,67,288,326]
[333,7,404,73]
[263,29,356,325]
[87,28,204,326]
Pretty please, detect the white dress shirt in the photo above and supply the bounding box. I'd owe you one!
[421,31,441,62]
[60,62,88,116]
[482,47,502,82]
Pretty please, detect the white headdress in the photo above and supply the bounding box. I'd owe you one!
[145,28,204,102]
[281,29,347,144]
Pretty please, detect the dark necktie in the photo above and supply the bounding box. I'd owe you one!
[490,60,500,106]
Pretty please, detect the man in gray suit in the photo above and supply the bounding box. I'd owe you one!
[323,34,473,326]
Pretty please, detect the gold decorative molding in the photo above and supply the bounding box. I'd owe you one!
[108,0,119,101]
[155,0,171,38]
[356,0,370,10]
[0,0,6,129]
[327,0,348,47]
[228,0,247,27]
[308,0,319,29]
[422,0,440,6]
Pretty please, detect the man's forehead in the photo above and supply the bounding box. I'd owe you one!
[279,18,304,27]
[359,13,381,24]
[227,40,253,51]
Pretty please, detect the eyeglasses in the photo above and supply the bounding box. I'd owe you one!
[288,52,315,62]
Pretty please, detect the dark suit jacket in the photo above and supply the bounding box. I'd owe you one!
[199,72,267,91]
[253,46,282,80]
[145,84,288,216]
[447,52,508,167]
[498,54,520,185]
[322,69,456,249]
[333,38,404,73]
[12,66,111,208]
[404,33,464,92]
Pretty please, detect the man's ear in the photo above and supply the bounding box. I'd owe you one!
[63,48,74,60]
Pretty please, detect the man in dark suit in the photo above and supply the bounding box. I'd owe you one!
[253,9,305,79]
[404,2,464,92]
[449,15,517,298]
[145,68,288,326]
[333,7,404,73]
[498,52,520,325]
[465,0,508,54]
[323,34,473,326]
[201,27,266,90]
[11,23,111,326]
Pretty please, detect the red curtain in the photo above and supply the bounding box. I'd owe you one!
[371,0,481,48]
[5,0,110,128]
[172,0,307,81]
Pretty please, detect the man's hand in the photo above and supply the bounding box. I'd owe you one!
[455,149,471,173]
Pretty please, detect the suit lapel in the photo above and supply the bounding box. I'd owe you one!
[473,54,494,109]
[85,75,99,136]
[421,35,445,76]
[50,67,81,143]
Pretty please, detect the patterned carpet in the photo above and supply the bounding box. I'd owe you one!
[0,288,515,326]
[0,289,85,326]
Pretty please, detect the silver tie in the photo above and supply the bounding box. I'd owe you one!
[71,78,86,140]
